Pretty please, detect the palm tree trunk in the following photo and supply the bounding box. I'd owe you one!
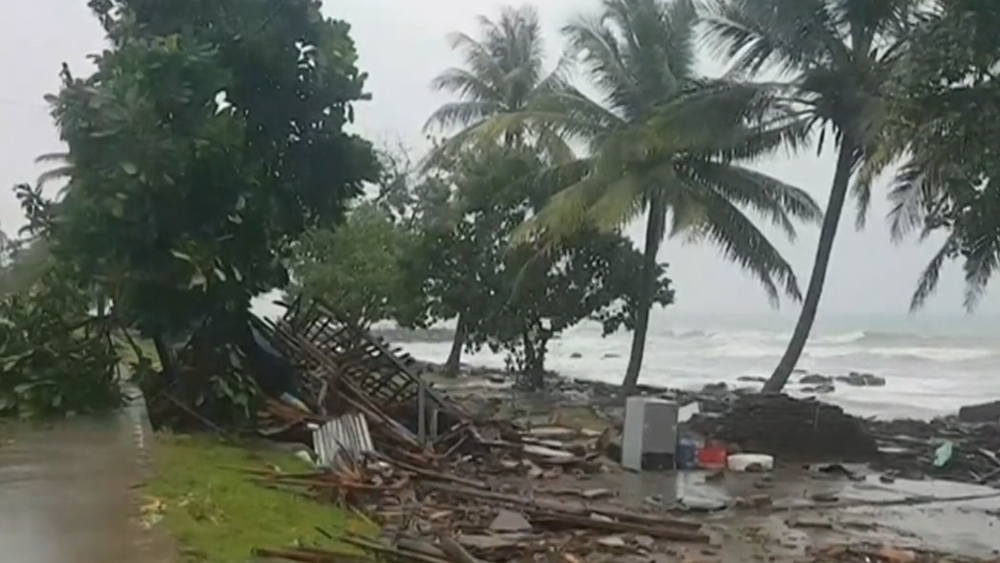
[621,195,668,396]
[764,142,856,393]
[443,314,466,376]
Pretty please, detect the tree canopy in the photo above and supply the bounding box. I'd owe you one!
[30,0,378,342]
[463,0,821,393]
[873,0,1000,310]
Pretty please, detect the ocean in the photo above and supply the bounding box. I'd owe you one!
[391,311,1000,420]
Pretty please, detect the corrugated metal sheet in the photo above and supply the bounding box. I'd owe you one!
[312,413,374,468]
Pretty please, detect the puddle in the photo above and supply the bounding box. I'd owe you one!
[0,401,172,563]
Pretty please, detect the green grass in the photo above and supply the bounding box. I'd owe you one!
[147,435,369,563]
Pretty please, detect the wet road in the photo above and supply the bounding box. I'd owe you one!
[0,401,172,563]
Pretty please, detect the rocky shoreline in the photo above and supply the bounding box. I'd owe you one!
[408,358,1000,488]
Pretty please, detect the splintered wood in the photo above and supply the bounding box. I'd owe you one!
[253,298,709,563]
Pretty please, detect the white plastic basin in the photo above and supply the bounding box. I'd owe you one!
[727,453,774,472]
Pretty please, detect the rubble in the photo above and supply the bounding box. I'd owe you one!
[866,416,1000,485]
[215,298,710,562]
[687,394,879,462]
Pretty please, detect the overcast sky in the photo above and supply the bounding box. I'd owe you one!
[2,0,997,321]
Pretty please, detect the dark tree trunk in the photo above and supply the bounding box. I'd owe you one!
[621,194,667,396]
[764,142,856,393]
[152,332,177,382]
[522,331,546,390]
[443,315,465,376]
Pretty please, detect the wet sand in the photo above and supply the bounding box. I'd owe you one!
[0,400,172,563]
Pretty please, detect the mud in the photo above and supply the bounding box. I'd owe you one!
[512,466,1000,562]
[0,398,173,563]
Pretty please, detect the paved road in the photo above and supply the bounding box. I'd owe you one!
[0,402,172,563]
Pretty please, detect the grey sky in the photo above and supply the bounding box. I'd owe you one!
[2,0,996,318]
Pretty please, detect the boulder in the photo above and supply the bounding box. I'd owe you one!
[802,384,835,394]
[836,372,886,387]
[958,400,1000,424]
[800,374,833,385]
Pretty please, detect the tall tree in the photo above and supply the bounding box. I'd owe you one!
[34,0,377,379]
[486,0,821,394]
[870,0,1000,310]
[704,0,925,392]
[425,4,568,374]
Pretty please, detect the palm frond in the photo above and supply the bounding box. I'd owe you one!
[684,175,803,304]
[425,100,502,132]
[909,234,956,311]
[701,0,847,78]
[682,160,821,238]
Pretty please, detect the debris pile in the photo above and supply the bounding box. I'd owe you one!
[866,417,1000,485]
[244,298,710,562]
[689,394,879,462]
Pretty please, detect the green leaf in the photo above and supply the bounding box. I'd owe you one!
[170,249,193,262]
[120,162,138,175]
[110,199,124,218]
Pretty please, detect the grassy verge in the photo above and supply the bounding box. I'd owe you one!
[146,435,369,563]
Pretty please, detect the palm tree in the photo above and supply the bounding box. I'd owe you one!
[704,0,925,392]
[869,0,1000,311]
[426,4,571,161]
[487,0,822,394]
[426,4,568,374]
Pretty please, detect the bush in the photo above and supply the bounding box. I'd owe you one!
[0,271,123,418]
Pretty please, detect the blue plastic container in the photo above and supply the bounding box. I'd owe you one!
[676,437,698,470]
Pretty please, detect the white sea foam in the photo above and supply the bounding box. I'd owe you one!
[397,314,1000,420]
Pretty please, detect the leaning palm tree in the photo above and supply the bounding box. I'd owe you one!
[426,5,570,375]
[487,0,822,394]
[703,0,925,392]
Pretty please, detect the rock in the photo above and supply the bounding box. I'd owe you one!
[801,384,835,394]
[836,372,886,387]
[602,353,620,359]
[700,382,729,396]
[489,510,532,532]
[799,374,832,384]
[737,375,767,383]
[958,400,1000,423]
[570,352,582,359]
